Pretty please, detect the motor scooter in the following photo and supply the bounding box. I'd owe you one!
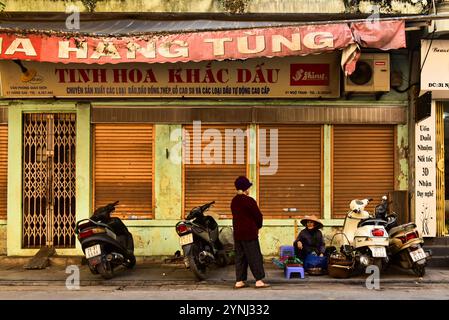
[75,201,136,279]
[375,195,431,277]
[342,198,390,271]
[175,201,229,281]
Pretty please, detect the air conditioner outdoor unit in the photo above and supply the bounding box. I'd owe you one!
[344,53,390,92]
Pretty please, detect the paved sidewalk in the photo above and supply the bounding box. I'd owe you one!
[0,257,448,287]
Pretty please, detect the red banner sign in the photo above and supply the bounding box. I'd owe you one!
[0,24,356,64]
[0,21,406,69]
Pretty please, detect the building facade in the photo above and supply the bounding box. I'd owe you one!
[0,0,438,257]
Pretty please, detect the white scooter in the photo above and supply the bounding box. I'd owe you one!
[342,198,390,271]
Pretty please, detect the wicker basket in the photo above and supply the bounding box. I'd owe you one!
[327,233,355,279]
[328,263,354,278]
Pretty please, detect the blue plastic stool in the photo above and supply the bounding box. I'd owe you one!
[284,266,305,279]
[280,245,295,258]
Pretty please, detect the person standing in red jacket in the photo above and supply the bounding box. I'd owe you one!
[231,176,270,289]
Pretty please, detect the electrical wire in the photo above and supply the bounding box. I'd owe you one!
[420,29,436,74]
[391,0,437,94]
[420,0,438,75]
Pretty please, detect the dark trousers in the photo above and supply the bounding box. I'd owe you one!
[234,239,265,282]
[293,242,307,261]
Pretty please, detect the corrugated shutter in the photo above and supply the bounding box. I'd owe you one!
[332,125,394,218]
[183,124,248,218]
[258,125,322,218]
[0,125,6,220]
[94,124,154,219]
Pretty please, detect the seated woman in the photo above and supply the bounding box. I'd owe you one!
[293,215,325,261]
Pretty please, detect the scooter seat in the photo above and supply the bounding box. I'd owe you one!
[388,222,417,237]
[358,219,387,227]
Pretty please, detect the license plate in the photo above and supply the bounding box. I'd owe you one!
[85,244,101,259]
[179,233,193,246]
[371,247,387,258]
[410,248,427,262]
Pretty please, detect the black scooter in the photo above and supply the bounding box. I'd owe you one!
[75,201,136,279]
[376,196,431,276]
[175,201,229,281]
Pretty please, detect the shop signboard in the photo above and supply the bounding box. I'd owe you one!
[0,54,340,98]
[421,39,449,98]
[0,21,405,65]
[0,24,353,64]
[415,103,437,237]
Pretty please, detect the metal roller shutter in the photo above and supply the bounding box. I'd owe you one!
[258,125,322,218]
[332,125,394,219]
[0,125,6,220]
[183,124,248,218]
[94,124,154,219]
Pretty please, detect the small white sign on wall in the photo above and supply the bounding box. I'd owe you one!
[421,40,449,92]
[415,103,437,237]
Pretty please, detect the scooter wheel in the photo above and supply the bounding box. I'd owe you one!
[188,254,207,281]
[88,263,99,274]
[372,258,384,272]
[216,252,229,267]
[125,256,136,269]
[97,261,114,279]
[412,264,426,277]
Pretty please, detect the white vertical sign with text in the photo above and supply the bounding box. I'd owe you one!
[415,103,437,237]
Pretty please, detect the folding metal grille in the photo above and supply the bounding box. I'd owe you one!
[22,113,76,248]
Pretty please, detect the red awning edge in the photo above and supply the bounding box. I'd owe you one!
[0,20,405,75]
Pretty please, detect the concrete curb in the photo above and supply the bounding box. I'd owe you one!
[0,279,445,287]
[0,276,445,287]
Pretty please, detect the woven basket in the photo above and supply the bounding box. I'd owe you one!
[327,233,355,279]
[329,252,354,266]
[328,263,354,278]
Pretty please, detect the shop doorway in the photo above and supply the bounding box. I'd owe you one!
[22,113,76,248]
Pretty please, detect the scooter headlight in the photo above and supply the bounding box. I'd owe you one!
[360,255,370,266]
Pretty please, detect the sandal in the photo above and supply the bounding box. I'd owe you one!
[234,283,249,289]
[255,283,271,289]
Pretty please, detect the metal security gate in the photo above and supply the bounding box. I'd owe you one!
[22,113,76,248]
[183,124,248,219]
[332,125,394,219]
[258,125,323,218]
[93,124,154,219]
